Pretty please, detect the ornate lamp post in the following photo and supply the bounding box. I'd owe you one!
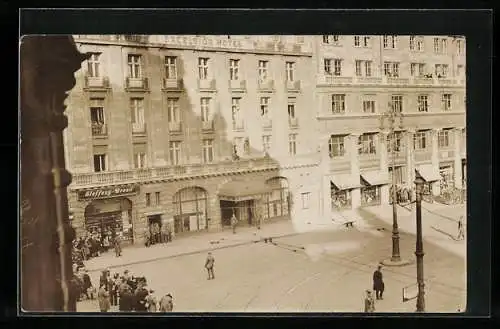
[379,102,409,266]
[414,176,426,312]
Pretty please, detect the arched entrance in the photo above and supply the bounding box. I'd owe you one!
[84,198,133,243]
[265,177,290,220]
[172,187,208,234]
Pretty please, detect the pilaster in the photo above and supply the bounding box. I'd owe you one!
[379,132,390,205]
[453,127,464,188]
[431,128,440,196]
[349,133,361,208]
[405,129,416,196]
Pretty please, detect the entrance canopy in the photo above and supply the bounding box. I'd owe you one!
[219,180,272,202]
[416,164,441,182]
[360,170,389,186]
[330,174,359,190]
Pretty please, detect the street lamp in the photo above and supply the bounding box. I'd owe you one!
[379,102,407,266]
[414,176,426,312]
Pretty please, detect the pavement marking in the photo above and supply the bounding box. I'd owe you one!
[286,272,323,295]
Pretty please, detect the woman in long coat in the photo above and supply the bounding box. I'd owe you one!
[98,284,111,312]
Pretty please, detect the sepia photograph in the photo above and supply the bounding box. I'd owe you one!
[20,33,467,314]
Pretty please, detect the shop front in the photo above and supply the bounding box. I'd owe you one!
[439,163,455,190]
[219,179,272,227]
[172,186,208,235]
[360,171,389,207]
[330,174,358,211]
[264,177,290,220]
[415,164,441,198]
[80,184,140,244]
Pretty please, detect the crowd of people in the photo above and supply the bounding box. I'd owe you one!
[72,228,123,265]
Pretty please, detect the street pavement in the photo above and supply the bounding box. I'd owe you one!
[77,203,466,313]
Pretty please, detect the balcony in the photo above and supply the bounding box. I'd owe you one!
[70,157,281,188]
[286,80,301,92]
[232,120,245,132]
[288,117,299,129]
[436,77,454,85]
[162,78,183,91]
[353,76,383,85]
[258,79,275,92]
[384,76,410,85]
[229,79,246,93]
[91,123,107,137]
[201,120,214,132]
[439,148,455,160]
[262,118,272,130]
[322,75,353,86]
[168,121,182,134]
[359,154,380,169]
[414,150,432,163]
[125,77,149,91]
[84,76,110,91]
[132,123,146,135]
[412,77,435,86]
[198,79,216,91]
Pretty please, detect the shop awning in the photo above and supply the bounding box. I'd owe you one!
[144,211,165,217]
[416,164,441,182]
[330,174,359,190]
[360,170,390,186]
[218,180,272,202]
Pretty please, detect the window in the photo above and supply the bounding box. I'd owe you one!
[417,95,429,112]
[169,141,181,165]
[354,36,361,47]
[363,99,376,114]
[409,36,415,50]
[324,59,332,74]
[198,58,209,80]
[165,56,177,79]
[262,135,271,153]
[145,193,151,207]
[456,39,464,55]
[301,192,311,209]
[323,35,340,45]
[231,98,241,127]
[410,63,426,77]
[288,100,296,119]
[358,134,376,155]
[200,98,211,122]
[127,54,142,78]
[229,59,240,80]
[93,154,107,172]
[383,62,399,77]
[155,192,161,206]
[391,95,403,113]
[87,53,100,77]
[90,99,105,124]
[130,98,144,125]
[442,94,452,111]
[438,129,451,148]
[286,62,295,81]
[413,131,428,150]
[441,38,448,54]
[202,139,214,163]
[331,94,346,114]
[134,152,146,169]
[363,36,371,47]
[435,64,449,78]
[383,35,397,49]
[355,60,372,77]
[333,59,342,76]
[387,131,405,153]
[329,135,345,157]
[388,166,406,185]
[434,38,448,54]
[167,98,180,123]
[457,65,464,77]
[288,134,297,155]
[409,36,424,51]
[258,60,268,81]
[260,97,270,117]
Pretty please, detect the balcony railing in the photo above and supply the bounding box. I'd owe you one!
[414,150,432,162]
[229,79,246,92]
[412,77,435,85]
[286,80,301,91]
[353,76,383,84]
[289,117,299,128]
[258,79,275,91]
[132,123,146,134]
[70,157,282,188]
[91,123,107,136]
[202,120,214,131]
[125,77,149,90]
[162,78,183,90]
[262,118,272,130]
[84,76,110,90]
[168,121,182,134]
[323,76,353,85]
[384,77,410,85]
[198,79,216,90]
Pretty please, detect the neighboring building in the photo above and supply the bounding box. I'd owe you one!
[65,35,321,244]
[315,35,466,218]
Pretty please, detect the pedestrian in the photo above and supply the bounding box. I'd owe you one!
[118,278,132,312]
[98,284,111,312]
[159,293,173,312]
[82,269,93,300]
[372,265,385,300]
[231,213,238,234]
[110,273,120,306]
[364,290,375,313]
[145,289,157,312]
[114,234,122,257]
[145,229,151,247]
[134,279,149,312]
[457,216,465,240]
[205,252,215,280]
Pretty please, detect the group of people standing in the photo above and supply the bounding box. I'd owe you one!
[364,265,385,313]
[72,228,123,264]
[145,222,173,247]
[390,185,414,205]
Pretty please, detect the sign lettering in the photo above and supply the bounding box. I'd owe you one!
[78,184,140,201]
[164,35,243,50]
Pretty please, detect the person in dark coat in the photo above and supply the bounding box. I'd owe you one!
[205,252,215,280]
[118,278,132,312]
[134,279,149,312]
[82,269,93,299]
[372,265,385,300]
[114,235,122,257]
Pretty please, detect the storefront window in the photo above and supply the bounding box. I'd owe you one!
[173,187,208,234]
[265,177,289,219]
[331,184,352,210]
[84,198,133,243]
[439,165,455,190]
[361,186,381,206]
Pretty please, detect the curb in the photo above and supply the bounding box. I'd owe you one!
[86,231,303,274]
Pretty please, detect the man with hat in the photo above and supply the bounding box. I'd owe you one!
[159,293,173,312]
[372,265,385,300]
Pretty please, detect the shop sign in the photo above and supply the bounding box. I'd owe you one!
[164,35,243,50]
[78,184,140,201]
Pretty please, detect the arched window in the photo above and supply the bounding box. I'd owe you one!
[265,177,289,219]
[172,187,208,233]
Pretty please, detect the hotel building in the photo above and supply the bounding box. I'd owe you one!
[64,35,466,244]
[65,35,321,244]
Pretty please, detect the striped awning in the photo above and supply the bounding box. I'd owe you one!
[416,164,441,182]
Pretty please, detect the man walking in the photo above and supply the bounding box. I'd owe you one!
[205,252,215,280]
[231,213,238,234]
[372,265,385,300]
[457,216,465,240]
